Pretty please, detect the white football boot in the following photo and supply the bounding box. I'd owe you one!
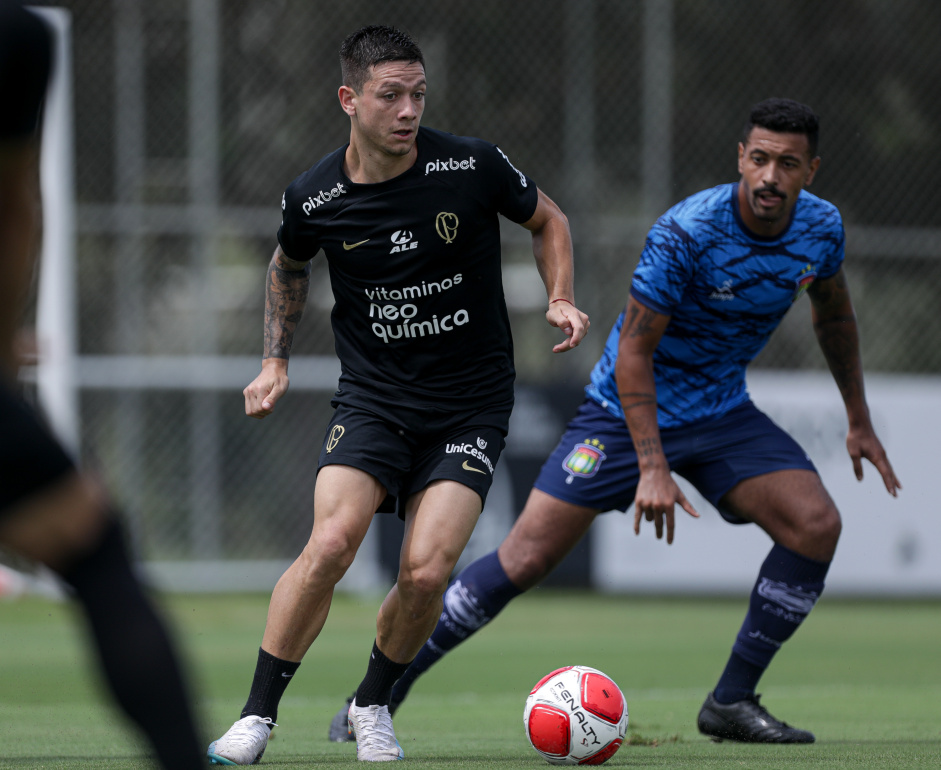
[347,698,404,762]
[207,715,276,765]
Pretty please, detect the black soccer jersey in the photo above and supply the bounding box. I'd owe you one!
[278,126,539,411]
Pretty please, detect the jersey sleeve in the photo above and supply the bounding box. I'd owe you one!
[0,3,53,140]
[629,216,697,315]
[276,181,320,262]
[475,141,539,224]
[817,214,845,280]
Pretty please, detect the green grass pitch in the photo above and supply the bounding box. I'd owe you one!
[1,590,939,768]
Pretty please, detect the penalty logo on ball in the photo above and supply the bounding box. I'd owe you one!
[523,665,628,765]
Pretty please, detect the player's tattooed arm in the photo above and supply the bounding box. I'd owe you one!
[621,301,658,339]
[263,246,311,360]
[616,296,671,471]
[618,390,656,411]
[615,295,698,536]
[808,268,866,414]
[633,435,663,459]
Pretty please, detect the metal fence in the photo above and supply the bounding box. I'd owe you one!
[23,0,941,579]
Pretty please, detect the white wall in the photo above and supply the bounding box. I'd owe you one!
[592,372,937,596]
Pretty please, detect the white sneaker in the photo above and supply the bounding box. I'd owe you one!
[347,698,404,762]
[207,715,276,765]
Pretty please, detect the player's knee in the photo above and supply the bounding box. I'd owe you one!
[0,472,109,571]
[396,557,453,612]
[501,541,555,590]
[815,503,842,543]
[299,528,359,582]
[795,500,842,558]
[397,559,450,606]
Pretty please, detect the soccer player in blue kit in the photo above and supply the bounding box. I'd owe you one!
[329,97,901,744]
[207,25,589,764]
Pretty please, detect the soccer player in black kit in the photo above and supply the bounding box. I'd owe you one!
[207,24,589,764]
[0,3,204,767]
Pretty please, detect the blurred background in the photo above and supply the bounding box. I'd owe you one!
[18,0,941,594]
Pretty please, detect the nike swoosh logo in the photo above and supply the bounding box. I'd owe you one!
[281,672,294,678]
[343,239,369,251]
[462,460,486,474]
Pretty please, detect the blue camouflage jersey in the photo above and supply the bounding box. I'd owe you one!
[586,183,844,428]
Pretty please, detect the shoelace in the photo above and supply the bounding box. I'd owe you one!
[355,707,397,750]
[225,717,276,749]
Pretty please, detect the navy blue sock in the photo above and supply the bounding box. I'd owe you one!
[389,550,523,711]
[714,543,830,704]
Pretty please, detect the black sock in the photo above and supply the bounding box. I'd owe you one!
[355,641,412,707]
[61,517,204,770]
[241,647,301,722]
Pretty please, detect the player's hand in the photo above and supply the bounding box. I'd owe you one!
[633,468,700,544]
[846,424,901,497]
[243,359,290,419]
[546,300,590,353]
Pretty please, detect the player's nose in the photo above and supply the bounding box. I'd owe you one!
[762,161,781,184]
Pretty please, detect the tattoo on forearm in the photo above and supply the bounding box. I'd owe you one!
[263,260,311,359]
[634,437,661,458]
[623,303,657,338]
[619,391,656,410]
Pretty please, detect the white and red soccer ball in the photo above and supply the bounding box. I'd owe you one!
[524,665,628,765]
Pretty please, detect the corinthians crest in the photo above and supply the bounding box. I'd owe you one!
[435,212,459,243]
[562,439,607,484]
[325,425,345,453]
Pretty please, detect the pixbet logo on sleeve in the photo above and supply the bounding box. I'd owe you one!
[302,183,347,215]
[425,156,476,175]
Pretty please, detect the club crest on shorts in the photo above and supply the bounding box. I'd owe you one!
[562,439,606,484]
[326,425,345,453]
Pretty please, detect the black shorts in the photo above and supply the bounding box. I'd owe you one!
[318,401,511,517]
[0,382,75,515]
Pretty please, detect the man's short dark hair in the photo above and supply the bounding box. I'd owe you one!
[744,98,820,157]
[340,25,424,94]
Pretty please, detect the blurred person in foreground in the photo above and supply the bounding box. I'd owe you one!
[206,24,589,765]
[328,97,901,745]
[0,2,205,767]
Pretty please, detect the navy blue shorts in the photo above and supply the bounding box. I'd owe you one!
[318,401,511,517]
[0,383,75,515]
[534,398,817,524]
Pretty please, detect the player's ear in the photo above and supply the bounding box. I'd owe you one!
[338,85,357,116]
[804,156,821,187]
[737,142,745,175]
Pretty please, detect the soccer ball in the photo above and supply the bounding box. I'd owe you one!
[524,665,628,765]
